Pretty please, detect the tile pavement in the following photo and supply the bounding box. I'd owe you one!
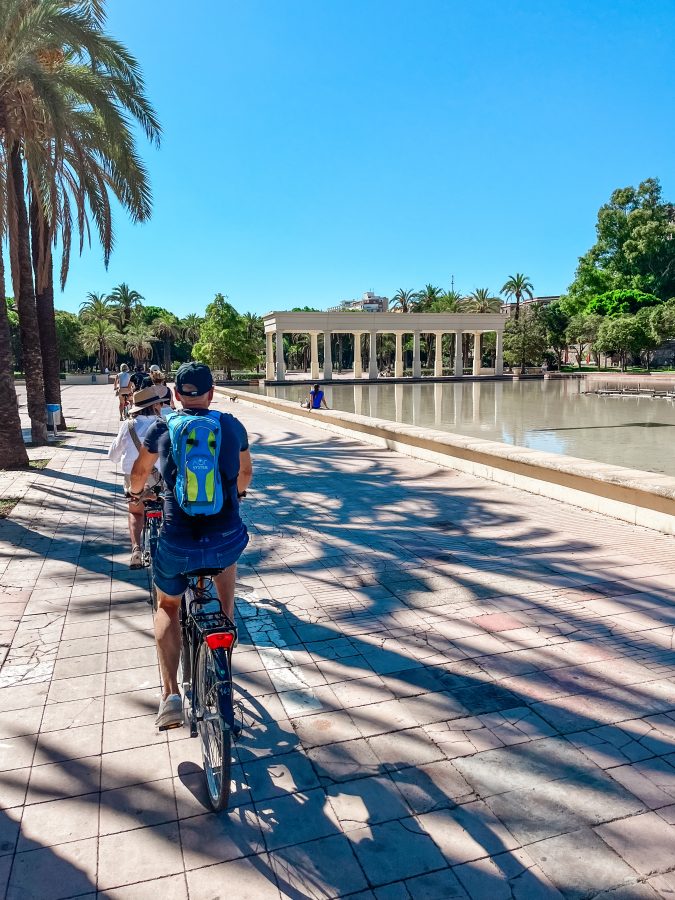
[0,384,673,897]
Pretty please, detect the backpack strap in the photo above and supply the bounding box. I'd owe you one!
[128,420,142,452]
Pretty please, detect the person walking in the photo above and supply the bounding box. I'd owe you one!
[129,362,253,729]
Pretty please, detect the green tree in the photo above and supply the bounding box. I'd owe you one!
[566,178,675,307]
[110,284,144,329]
[585,289,662,318]
[80,318,124,370]
[192,294,256,379]
[415,284,443,311]
[565,313,602,369]
[502,308,547,369]
[181,313,204,345]
[124,319,156,367]
[79,291,115,325]
[151,311,180,372]
[634,308,660,371]
[501,273,533,321]
[595,315,652,372]
[391,289,418,313]
[460,288,501,313]
[539,301,570,370]
[0,0,160,445]
[650,298,675,344]
[54,311,83,368]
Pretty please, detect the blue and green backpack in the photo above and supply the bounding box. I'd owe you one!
[166,411,225,516]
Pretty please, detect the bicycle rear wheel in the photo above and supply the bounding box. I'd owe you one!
[195,641,232,811]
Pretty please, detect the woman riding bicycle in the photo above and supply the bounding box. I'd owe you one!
[113,363,133,420]
[107,386,164,568]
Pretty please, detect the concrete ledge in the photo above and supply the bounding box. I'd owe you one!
[218,387,675,536]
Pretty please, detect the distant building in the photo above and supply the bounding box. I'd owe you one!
[328,291,389,313]
[501,295,560,316]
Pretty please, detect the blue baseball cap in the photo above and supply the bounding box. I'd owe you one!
[175,362,213,397]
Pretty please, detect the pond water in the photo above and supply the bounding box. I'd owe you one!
[243,379,675,477]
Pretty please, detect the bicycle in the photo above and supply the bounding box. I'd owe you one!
[140,492,163,608]
[175,570,239,812]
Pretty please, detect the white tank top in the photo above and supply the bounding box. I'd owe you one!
[118,371,131,388]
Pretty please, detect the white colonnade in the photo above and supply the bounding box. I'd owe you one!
[263,312,506,382]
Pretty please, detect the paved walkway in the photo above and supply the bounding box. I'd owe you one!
[0,385,674,898]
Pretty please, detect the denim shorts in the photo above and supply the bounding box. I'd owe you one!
[152,524,249,597]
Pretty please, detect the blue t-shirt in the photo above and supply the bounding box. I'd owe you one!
[310,389,324,409]
[144,409,248,542]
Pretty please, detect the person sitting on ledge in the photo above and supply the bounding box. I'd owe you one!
[309,383,328,410]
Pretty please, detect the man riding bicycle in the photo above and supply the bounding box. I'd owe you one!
[129,362,253,730]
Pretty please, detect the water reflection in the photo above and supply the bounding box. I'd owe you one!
[257,380,675,476]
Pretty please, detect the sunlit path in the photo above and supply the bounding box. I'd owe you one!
[0,385,674,897]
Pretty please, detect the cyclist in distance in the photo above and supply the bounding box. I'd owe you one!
[113,363,133,420]
[129,365,146,393]
[146,365,176,417]
[107,386,164,567]
[129,362,253,730]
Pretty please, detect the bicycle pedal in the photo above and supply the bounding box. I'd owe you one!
[158,721,183,732]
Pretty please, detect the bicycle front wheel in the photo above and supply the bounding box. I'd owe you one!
[195,642,232,811]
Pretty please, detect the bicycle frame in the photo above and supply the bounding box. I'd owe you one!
[180,576,238,739]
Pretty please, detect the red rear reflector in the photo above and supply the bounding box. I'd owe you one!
[146,511,162,518]
[205,632,235,650]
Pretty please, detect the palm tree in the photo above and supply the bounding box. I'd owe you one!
[430,290,462,313]
[110,284,144,329]
[79,319,124,371]
[501,273,534,321]
[0,0,160,443]
[415,284,443,312]
[151,311,179,372]
[0,249,29,467]
[125,320,156,367]
[5,140,48,443]
[181,313,203,347]
[460,288,502,313]
[79,292,115,326]
[391,289,418,313]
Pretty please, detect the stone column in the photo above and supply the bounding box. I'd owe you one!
[369,331,378,379]
[353,333,363,379]
[395,333,404,378]
[323,331,333,380]
[472,332,481,376]
[265,332,274,380]
[413,332,421,378]
[275,329,285,381]
[434,332,443,377]
[310,333,319,380]
[495,330,504,376]
[454,331,463,376]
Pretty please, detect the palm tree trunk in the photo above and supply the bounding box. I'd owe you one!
[163,339,171,373]
[30,202,67,428]
[0,248,29,469]
[7,145,47,445]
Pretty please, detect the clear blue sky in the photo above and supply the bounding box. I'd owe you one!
[56,0,675,317]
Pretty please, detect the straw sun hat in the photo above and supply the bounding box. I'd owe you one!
[129,386,163,415]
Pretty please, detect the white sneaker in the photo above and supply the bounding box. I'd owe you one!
[156,694,183,730]
[129,546,143,569]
